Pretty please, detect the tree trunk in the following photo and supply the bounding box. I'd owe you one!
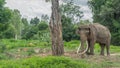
[15,34,18,40]
[49,0,64,56]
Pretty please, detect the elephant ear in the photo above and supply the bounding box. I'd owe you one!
[89,24,96,39]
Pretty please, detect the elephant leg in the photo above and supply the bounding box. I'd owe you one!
[100,44,105,56]
[89,41,95,55]
[106,43,110,56]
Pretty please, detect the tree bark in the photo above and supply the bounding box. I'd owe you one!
[49,0,64,56]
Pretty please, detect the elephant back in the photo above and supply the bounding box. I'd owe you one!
[91,23,111,39]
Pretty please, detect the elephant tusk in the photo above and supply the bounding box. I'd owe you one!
[77,41,89,55]
[77,42,81,54]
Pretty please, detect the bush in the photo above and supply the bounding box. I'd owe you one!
[0,54,9,60]
[0,42,6,53]
[0,56,90,68]
[1,39,50,50]
[64,40,80,49]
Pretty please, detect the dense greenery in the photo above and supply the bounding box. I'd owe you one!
[0,56,90,68]
[0,0,50,41]
[0,0,12,38]
[0,55,120,68]
[0,0,11,23]
[88,0,120,45]
[60,1,83,41]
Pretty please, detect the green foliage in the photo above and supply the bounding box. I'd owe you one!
[110,45,120,53]
[88,0,120,45]
[0,54,7,60]
[0,0,12,38]
[0,55,120,68]
[64,40,80,49]
[1,39,50,50]
[33,30,50,42]
[22,18,28,26]
[0,0,5,8]
[62,15,79,41]
[0,6,12,23]
[30,17,40,25]
[0,9,23,39]
[9,9,23,40]
[41,14,49,22]
[60,1,83,41]
[0,42,6,53]
[60,0,83,23]
[0,23,10,38]
[0,56,90,68]
[27,48,35,56]
[22,20,49,41]
[22,25,38,40]
[37,21,48,30]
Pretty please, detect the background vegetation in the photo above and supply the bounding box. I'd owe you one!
[0,0,120,68]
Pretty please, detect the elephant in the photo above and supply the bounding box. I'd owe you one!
[76,23,111,56]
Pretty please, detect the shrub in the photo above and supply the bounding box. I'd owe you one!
[64,40,80,49]
[0,42,6,53]
[0,56,90,68]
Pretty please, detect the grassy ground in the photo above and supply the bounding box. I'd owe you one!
[0,39,120,68]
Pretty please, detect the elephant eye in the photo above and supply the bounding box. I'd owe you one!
[78,28,81,30]
[84,28,89,30]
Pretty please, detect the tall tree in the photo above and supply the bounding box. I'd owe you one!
[49,0,64,56]
[60,0,83,23]
[30,17,40,25]
[0,0,11,23]
[9,9,22,40]
[0,0,12,38]
[22,18,28,26]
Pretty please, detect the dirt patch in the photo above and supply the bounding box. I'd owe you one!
[111,53,120,56]
[34,51,120,59]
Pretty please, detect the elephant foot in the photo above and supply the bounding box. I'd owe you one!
[107,54,110,56]
[100,53,105,56]
[86,52,94,55]
[100,54,105,56]
[86,52,90,55]
[89,53,94,55]
[100,52,105,56]
[107,52,110,56]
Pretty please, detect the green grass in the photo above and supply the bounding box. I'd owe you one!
[0,55,120,68]
[1,39,120,53]
[89,56,120,68]
[0,39,120,68]
[0,56,90,68]
[64,40,120,55]
[0,39,50,49]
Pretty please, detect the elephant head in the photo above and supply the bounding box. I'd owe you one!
[76,24,95,54]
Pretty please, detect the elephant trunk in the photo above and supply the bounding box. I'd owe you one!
[77,40,88,55]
